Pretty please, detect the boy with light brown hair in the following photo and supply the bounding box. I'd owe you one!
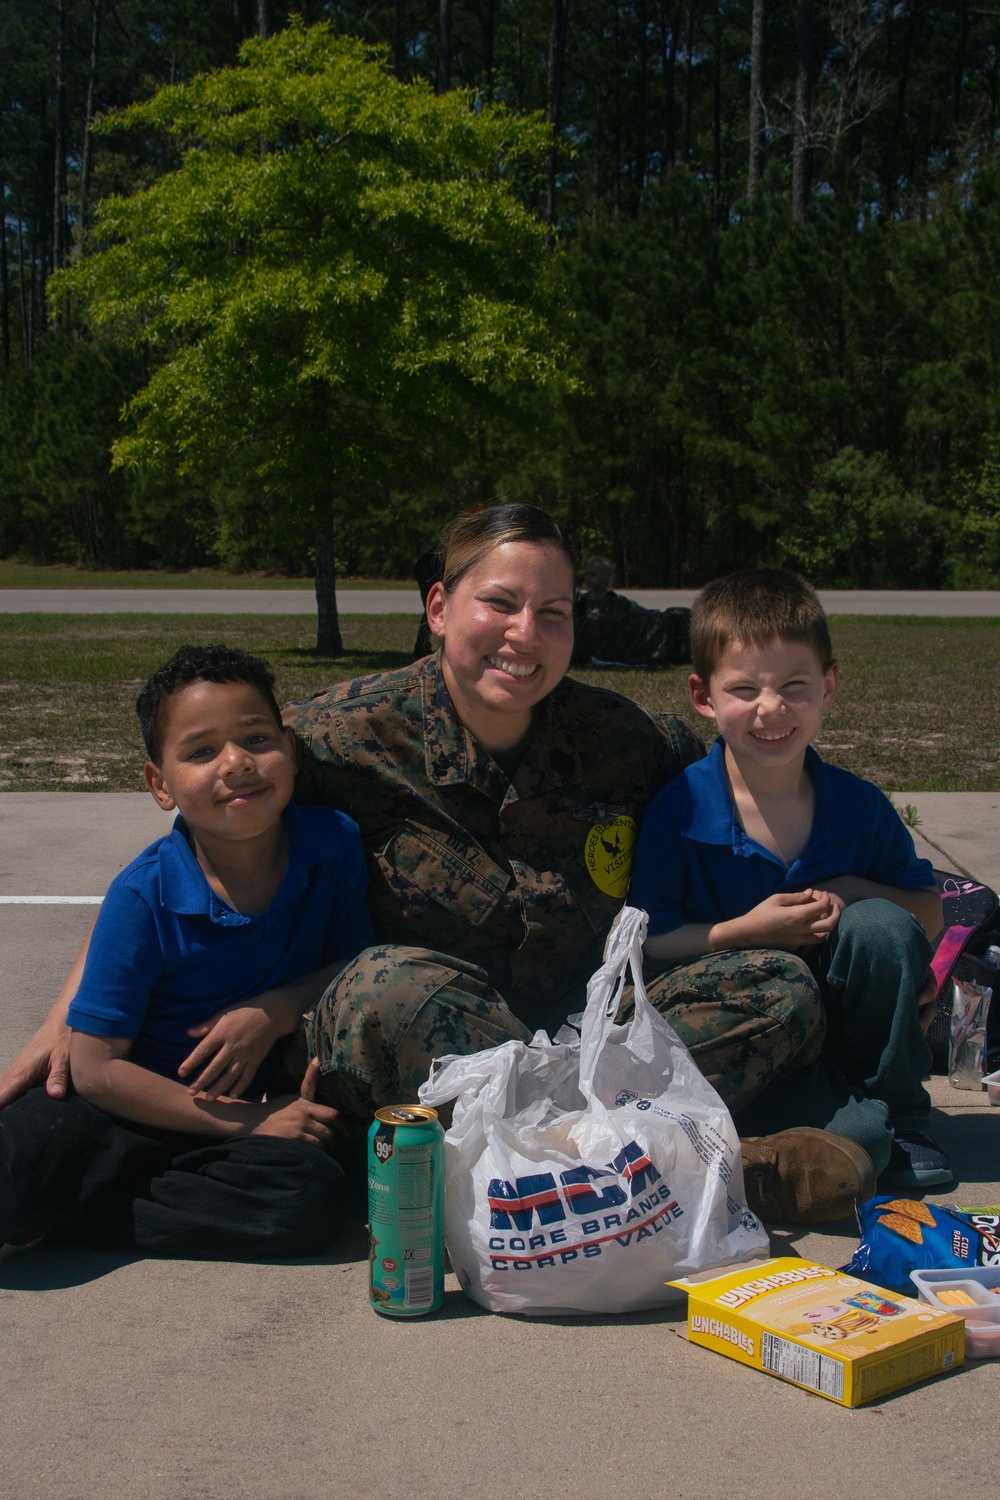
[631,568,949,1213]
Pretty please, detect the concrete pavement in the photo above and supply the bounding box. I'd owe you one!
[2,588,1000,614]
[894,793,1000,891]
[0,791,999,1499]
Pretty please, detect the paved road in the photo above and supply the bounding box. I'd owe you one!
[2,587,1000,615]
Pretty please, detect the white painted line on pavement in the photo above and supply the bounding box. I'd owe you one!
[0,896,104,904]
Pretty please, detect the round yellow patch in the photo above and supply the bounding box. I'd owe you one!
[584,816,637,898]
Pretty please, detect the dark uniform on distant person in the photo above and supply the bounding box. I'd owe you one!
[573,555,691,667]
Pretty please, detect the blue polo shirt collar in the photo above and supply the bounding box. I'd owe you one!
[683,738,835,870]
[157,800,322,925]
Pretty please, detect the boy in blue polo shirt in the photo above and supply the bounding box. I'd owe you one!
[630,569,949,1210]
[0,645,373,1259]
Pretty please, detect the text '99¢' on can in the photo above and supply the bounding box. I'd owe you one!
[368,1104,445,1316]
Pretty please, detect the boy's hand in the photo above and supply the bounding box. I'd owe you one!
[179,1000,290,1100]
[727,889,843,951]
[178,962,344,1100]
[247,1059,343,1150]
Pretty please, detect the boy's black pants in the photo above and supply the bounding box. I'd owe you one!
[0,1087,350,1259]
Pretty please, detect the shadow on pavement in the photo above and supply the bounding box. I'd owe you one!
[0,1244,142,1291]
[0,1219,372,1292]
[933,1108,1000,1192]
[423,1289,689,1325]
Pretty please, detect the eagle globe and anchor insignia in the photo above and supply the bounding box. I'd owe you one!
[584,815,637,898]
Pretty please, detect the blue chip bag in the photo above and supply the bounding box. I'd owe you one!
[845,1197,1000,1293]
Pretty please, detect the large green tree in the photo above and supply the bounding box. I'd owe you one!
[53,20,566,647]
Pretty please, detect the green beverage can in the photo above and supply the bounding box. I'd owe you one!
[367,1103,445,1317]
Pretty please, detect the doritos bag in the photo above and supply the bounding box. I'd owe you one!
[846,1197,1000,1293]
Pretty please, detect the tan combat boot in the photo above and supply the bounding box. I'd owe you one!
[740,1128,875,1224]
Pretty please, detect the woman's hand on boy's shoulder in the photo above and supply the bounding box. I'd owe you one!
[0,1016,72,1110]
[0,910,96,1110]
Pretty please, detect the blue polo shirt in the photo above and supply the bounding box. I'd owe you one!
[67,801,373,1081]
[630,738,935,936]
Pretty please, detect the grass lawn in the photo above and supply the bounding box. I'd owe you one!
[0,560,411,589]
[0,613,997,792]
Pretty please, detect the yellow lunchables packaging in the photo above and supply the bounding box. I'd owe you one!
[668,1257,965,1407]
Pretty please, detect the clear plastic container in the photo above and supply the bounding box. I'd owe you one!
[910,1267,1000,1358]
[982,1067,1000,1106]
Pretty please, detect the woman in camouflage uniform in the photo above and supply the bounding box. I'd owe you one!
[275,506,860,1220]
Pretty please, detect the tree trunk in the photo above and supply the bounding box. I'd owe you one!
[659,0,679,172]
[256,0,271,159]
[79,0,103,242]
[52,0,68,275]
[712,5,723,219]
[612,0,622,212]
[0,192,8,370]
[28,182,40,359]
[17,216,29,364]
[314,523,343,655]
[544,0,569,226]
[0,182,8,369]
[681,0,693,161]
[391,0,404,76]
[481,0,495,99]
[635,0,648,194]
[747,0,766,200]
[437,0,453,92]
[953,0,969,128]
[882,1,918,219]
[791,0,812,219]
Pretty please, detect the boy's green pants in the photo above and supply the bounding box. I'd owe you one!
[732,898,933,1176]
[292,897,930,1178]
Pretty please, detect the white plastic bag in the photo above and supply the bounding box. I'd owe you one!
[419,906,769,1315]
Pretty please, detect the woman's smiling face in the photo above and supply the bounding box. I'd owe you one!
[426,540,575,752]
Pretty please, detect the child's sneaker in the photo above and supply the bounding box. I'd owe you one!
[879,1132,953,1189]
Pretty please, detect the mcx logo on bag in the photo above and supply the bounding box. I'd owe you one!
[485,1142,686,1273]
[488,1141,660,1229]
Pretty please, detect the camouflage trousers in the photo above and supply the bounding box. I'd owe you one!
[277,941,826,1131]
[273,898,935,1177]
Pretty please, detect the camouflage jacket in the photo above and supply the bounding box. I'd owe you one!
[285,655,703,1021]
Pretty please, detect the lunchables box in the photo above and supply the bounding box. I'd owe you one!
[668,1257,964,1408]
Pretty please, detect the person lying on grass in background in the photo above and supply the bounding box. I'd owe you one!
[572,555,691,667]
[630,567,949,1213]
[0,644,372,1261]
